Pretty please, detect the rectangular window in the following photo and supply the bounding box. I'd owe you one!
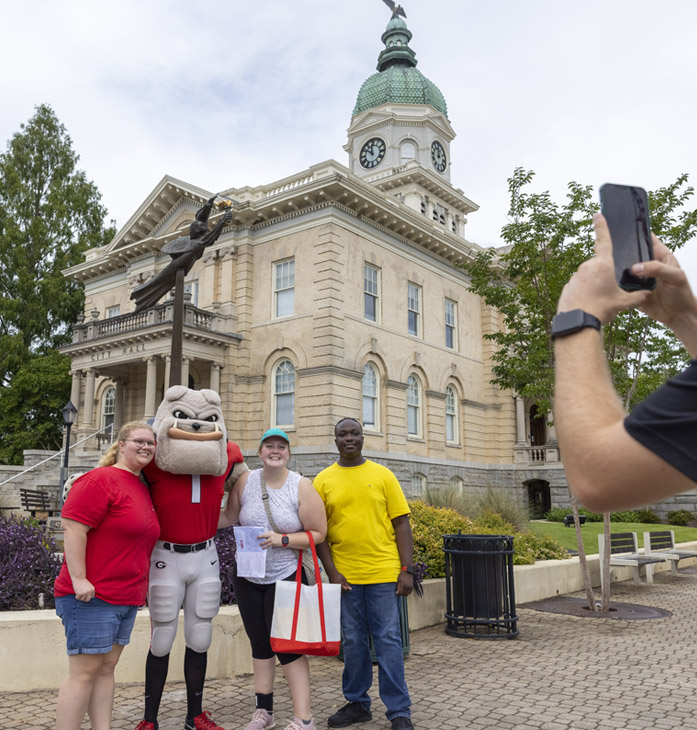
[445,299,457,350]
[274,259,295,318]
[407,283,421,337]
[106,305,120,318]
[364,264,379,322]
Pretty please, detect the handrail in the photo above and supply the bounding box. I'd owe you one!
[0,425,114,487]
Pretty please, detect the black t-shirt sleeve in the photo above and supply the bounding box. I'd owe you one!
[624,360,697,483]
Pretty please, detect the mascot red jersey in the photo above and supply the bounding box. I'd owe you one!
[136,386,247,730]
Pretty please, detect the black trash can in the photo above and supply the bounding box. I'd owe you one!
[443,533,518,639]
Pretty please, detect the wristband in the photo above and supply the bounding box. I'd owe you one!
[401,565,414,574]
[281,534,289,547]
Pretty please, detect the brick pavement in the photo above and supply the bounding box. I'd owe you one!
[5,570,697,730]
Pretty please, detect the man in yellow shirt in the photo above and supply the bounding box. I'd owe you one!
[315,418,414,730]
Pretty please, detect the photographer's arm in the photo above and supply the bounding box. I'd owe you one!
[554,214,696,511]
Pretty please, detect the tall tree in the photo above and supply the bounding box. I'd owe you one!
[466,168,697,609]
[0,104,115,463]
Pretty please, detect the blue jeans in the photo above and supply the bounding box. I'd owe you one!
[341,582,411,721]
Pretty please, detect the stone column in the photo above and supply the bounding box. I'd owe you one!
[163,355,171,391]
[70,370,82,416]
[114,378,127,435]
[514,396,526,445]
[144,357,158,418]
[84,369,96,429]
[210,363,222,393]
[181,357,190,387]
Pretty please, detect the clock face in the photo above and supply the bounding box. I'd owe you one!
[431,140,447,173]
[359,137,387,169]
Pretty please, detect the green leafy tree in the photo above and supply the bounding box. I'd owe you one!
[0,104,115,463]
[465,168,697,610]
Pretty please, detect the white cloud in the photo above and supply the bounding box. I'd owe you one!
[2,0,696,284]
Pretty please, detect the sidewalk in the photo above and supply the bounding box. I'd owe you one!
[6,569,697,730]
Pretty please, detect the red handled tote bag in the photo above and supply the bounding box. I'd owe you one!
[270,532,341,656]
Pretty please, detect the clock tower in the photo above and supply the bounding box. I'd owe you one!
[345,14,476,237]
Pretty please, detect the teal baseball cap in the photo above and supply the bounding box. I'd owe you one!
[259,427,290,447]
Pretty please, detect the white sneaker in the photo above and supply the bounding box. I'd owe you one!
[244,709,276,730]
[284,718,316,730]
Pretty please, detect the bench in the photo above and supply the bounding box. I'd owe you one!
[563,514,587,527]
[643,530,697,579]
[19,488,57,518]
[598,532,670,585]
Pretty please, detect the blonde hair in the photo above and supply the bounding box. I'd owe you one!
[99,420,155,467]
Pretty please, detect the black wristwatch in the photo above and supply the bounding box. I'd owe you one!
[281,534,289,547]
[551,310,601,340]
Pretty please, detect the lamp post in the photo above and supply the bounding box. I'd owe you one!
[59,401,78,509]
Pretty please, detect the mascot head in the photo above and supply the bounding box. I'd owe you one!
[152,386,228,476]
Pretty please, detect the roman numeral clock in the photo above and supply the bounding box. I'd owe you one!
[359,137,387,169]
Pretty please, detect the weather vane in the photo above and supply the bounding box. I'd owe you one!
[382,0,406,19]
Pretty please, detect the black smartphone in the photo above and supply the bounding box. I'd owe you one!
[599,183,655,291]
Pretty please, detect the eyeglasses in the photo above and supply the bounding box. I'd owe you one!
[125,439,156,448]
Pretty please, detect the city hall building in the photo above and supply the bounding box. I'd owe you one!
[59,16,562,511]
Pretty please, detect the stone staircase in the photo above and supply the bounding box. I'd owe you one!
[0,448,102,515]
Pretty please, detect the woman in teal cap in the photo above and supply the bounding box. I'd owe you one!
[219,428,326,730]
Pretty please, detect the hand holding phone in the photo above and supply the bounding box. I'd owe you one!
[599,183,655,291]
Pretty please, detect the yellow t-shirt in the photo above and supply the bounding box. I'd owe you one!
[314,460,410,584]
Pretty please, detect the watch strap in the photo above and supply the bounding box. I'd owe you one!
[551,310,601,340]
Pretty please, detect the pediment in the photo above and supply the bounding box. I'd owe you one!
[105,176,215,253]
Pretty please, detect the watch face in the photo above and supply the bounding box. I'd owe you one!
[359,137,386,169]
[431,140,447,172]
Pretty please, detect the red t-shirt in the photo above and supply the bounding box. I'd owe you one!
[54,466,160,605]
[144,441,243,544]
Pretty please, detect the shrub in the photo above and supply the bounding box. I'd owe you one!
[471,488,528,531]
[409,501,568,576]
[666,509,695,527]
[0,515,62,610]
[214,526,236,604]
[609,510,641,522]
[545,507,568,522]
[634,508,661,524]
[421,485,472,515]
[578,508,603,522]
[409,500,474,578]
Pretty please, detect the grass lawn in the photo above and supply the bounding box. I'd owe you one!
[528,520,697,554]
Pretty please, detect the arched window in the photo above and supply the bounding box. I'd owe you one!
[411,473,425,497]
[101,386,115,437]
[407,375,421,437]
[273,360,295,427]
[400,140,416,164]
[362,363,379,431]
[449,476,464,493]
[445,386,458,443]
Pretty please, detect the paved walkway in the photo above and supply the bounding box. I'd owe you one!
[6,570,697,730]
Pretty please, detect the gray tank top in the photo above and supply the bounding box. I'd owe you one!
[238,468,303,584]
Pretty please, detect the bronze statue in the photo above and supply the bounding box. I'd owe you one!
[130,196,232,312]
[382,0,406,19]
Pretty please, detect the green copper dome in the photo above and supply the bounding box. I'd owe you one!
[352,17,448,118]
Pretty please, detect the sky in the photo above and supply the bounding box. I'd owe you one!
[2,0,697,285]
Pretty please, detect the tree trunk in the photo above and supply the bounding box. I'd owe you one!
[600,512,612,610]
[569,490,598,611]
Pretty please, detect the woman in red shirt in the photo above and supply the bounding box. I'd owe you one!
[55,421,160,730]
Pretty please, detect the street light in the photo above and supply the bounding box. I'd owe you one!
[59,401,78,509]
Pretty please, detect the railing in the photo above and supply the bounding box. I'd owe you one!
[513,443,560,465]
[72,302,215,343]
[0,425,114,487]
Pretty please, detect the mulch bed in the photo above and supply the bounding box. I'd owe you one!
[521,595,672,620]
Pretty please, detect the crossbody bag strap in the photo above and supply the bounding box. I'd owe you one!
[259,470,316,584]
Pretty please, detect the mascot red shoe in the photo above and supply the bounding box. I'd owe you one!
[135,386,247,730]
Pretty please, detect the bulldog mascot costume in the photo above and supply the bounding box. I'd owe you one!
[136,386,247,730]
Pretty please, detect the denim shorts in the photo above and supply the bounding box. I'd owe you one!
[55,595,138,655]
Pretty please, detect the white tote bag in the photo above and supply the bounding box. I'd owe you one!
[270,532,341,656]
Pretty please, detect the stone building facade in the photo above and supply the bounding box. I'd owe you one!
[57,15,568,512]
